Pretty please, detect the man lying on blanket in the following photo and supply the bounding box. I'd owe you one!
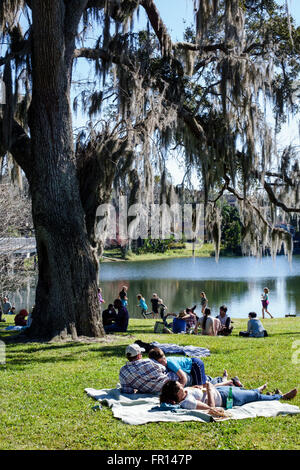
[119,344,239,395]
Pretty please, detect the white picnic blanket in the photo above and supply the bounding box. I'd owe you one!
[85,387,300,425]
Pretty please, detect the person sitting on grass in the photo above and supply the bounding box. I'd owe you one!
[104,299,129,334]
[185,306,198,333]
[159,380,298,413]
[14,309,28,327]
[216,305,233,336]
[166,310,192,334]
[195,307,221,336]
[239,312,268,338]
[102,304,117,327]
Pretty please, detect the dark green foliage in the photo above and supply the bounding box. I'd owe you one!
[221,201,242,254]
[135,237,176,254]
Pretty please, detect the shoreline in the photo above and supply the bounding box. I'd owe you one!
[101,243,216,263]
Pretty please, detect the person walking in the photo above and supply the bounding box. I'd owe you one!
[137,294,148,318]
[261,287,273,318]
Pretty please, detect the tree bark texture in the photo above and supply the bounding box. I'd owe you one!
[26,0,104,340]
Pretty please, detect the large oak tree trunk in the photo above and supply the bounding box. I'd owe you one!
[26,0,104,340]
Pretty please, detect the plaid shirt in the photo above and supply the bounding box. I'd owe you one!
[119,359,177,394]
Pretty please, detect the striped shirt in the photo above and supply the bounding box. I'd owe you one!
[119,359,177,394]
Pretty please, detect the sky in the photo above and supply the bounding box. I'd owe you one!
[73,0,300,187]
[137,0,300,33]
[138,0,300,185]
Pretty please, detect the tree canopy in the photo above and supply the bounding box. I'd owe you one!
[0,0,299,339]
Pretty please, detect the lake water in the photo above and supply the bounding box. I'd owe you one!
[6,255,300,319]
[99,255,300,319]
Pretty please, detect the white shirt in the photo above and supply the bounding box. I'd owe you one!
[198,316,221,336]
[180,387,222,409]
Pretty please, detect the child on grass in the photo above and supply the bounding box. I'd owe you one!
[137,294,148,318]
[261,287,273,319]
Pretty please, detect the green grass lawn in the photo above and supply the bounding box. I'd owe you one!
[0,316,299,450]
[102,243,216,262]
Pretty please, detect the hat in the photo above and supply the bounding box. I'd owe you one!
[125,343,145,357]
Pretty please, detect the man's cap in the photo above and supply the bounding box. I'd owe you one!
[125,343,145,357]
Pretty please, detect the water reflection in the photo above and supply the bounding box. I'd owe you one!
[99,256,300,319]
[5,256,300,319]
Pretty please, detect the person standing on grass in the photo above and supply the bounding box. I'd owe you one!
[200,292,208,313]
[150,293,160,318]
[158,298,168,320]
[2,296,12,315]
[261,287,273,319]
[98,287,105,304]
[119,286,128,307]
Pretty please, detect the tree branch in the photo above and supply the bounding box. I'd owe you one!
[174,41,229,54]
[0,118,33,178]
[64,1,90,41]
[0,41,31,66]
[140,0,172,54]
[263,179,300,213]
[225,182,273,230]
[74,46,132,67]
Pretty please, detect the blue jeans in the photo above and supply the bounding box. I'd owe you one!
[216,386,282,407]
[104,324,125,333]
[190,358,207,385]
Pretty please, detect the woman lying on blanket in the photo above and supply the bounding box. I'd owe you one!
[148,347,237,388]
[159,380,298,416]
